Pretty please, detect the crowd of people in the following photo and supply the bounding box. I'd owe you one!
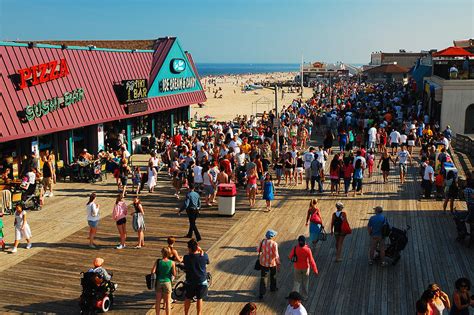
[2,76,473,315]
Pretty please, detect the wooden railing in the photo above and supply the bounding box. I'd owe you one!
[452,133,474,158]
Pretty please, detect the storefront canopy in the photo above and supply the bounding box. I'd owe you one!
[432,46,474,57]
[0,37,206,142]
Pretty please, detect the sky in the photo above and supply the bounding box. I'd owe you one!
[0,0,473,64]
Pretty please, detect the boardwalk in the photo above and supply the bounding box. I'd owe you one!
[0,152,473,314]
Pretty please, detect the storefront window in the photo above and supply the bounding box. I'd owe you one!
[131,116,150,139]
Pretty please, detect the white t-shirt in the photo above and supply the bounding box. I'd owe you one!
[26,171,36,184]
[353,156,367,169]
[196,141,205,152]
[284,304,308,315]
[303,152,315,169]
[86,202,100,221]
[368,127,377,142]
[399,134,407,144]
[423,165,434,181]
[389,131,400,144]
[397,150,410,164]
[193,166,204,183]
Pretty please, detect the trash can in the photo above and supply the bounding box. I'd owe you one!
[217,183,237,216]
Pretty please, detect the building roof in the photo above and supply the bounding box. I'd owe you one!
[433,46,474,57]
[21,40,156,51]
[363,64,409,74]
[0,38,206,142]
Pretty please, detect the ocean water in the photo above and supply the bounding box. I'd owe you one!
[195,63,364,77]
[196,63,300,77]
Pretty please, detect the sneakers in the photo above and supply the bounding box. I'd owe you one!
[116,244,126,250]
[368,260,374,265]
[48,192,54,197]
[44,192,50,197]
[381,261,389,267]
[26,243,32,249]
[11,247,17,253]
[89,244,97,249]
[114,283,118,290]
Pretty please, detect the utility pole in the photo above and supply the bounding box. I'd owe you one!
[300,54,304,99]
[274,84,279,157]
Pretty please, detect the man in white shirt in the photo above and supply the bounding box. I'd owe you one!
[284,291,308,315]
[389,129,401,155]
[422,160,434,199]
[353,150,367,169]
[195,138,205,153]
[394,145,412,184]
[303,147,315,190]
[368,125,377,151]
[229,135,241,153]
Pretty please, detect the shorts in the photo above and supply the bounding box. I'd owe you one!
[296,167,304,174]
[42,177,53,190]
[305,168,312,180]
[391,143,399,149]
[399,163,407,174]
[184,283,208,300]
[88,220,99,228]
[203,184,215,195]
[116,217,126,225]
[156,281,172,294]
[247,183,257,190]
[408,140,415,147]
[275,168,283,178]
[120,177,128,186]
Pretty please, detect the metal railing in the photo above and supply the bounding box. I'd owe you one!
[452,133,474,158]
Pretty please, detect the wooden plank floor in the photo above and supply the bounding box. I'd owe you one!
[1,149,473,314]
[161,151,474,315]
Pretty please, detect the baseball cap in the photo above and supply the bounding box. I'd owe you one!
[373,206,383,213]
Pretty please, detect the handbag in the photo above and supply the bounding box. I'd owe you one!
[341,214,352,235]
[254,239,265,271]
[318,227,327,241]
[145,273,156,290]
[290,246,297,263]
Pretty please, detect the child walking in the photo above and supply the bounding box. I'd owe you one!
[0,215,5,250]
[11,205,32,253]
[262,173,275,212]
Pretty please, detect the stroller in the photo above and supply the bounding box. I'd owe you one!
[79,271,116,314]
[453,211,473,247]
[14,180,42,211]
[375,225,410,265]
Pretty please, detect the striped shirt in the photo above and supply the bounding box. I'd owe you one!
[257,239,280,267]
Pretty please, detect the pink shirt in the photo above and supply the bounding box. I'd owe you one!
[257,239,280,267]
[112,201,128,221]
[289,245,318,273]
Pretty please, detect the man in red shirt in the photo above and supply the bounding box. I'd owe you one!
[173,133,182,147]
[288,235,318,301]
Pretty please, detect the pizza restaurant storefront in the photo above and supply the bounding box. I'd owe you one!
[0,37,206,178]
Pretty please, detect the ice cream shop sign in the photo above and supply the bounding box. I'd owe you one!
[17,59,69,89]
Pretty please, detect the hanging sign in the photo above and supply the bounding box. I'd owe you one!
[125,102,148,114]
[22,88,85,122]
[121,79,148,103]
[97,123,105,151]
[17,59,69,89]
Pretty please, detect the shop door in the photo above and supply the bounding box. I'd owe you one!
[465,104,474,134]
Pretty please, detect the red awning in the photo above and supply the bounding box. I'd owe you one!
[433,46,474,57]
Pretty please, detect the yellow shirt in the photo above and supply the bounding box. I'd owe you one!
[241,143,251,154]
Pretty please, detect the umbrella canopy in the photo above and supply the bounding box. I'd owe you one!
[433,46,474,57]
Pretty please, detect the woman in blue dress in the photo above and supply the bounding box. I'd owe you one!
[262,173,275,212]
[305,199,323,246]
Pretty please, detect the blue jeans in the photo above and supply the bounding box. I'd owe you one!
[353,178,363,191]
[311,176,323,193]
[344,178,352,194]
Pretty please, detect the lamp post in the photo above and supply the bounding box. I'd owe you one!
[274,85,279,158]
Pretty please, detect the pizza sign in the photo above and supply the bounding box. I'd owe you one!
[17,59,69,89]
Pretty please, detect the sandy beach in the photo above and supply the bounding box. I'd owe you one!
[191,72,313,122]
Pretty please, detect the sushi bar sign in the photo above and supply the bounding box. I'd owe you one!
[17,59,69,89]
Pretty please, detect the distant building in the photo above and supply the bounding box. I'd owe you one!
[362,64,408,83]
[370,50,428,69]
[453,38,474,54]
[423,44,474,135]
[301,62,351,85]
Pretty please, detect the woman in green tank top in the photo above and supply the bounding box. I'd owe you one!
[151,247,176,315]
